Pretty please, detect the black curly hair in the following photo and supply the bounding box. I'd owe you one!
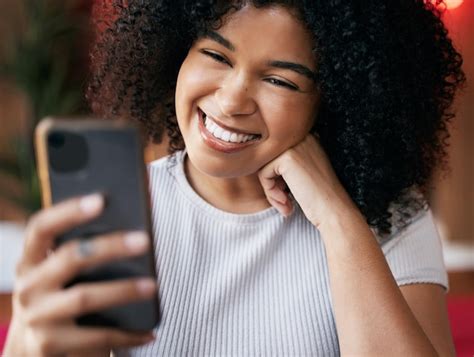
[87,0,465,236]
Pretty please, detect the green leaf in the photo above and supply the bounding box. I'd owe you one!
[0,156,22,179]
[0,0,86,213]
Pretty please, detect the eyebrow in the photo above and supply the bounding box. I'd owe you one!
[203,30,236,51]
[267,60,317,82]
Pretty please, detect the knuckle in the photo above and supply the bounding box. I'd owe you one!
[25,212,43,238]
[60,240,83,266]
[70,287,90,312]
[24,310,41,327]
[95,232,123,256]
[15,278,33,307]
[91,234,107,252]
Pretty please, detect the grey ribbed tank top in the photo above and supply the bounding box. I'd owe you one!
[116,150,448,356]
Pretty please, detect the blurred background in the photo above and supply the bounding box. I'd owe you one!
[0,0,472,355]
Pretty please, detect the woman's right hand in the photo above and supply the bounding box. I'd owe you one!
[3,193,157,356]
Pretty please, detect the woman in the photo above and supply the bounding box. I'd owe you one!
[5,1,465,355]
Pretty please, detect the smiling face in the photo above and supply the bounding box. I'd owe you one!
[175,4,320,178]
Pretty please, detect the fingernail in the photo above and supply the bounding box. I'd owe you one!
[283,205,295,218]
[124,232,149,251]
[136,278,156,295]
[79,194,104,214]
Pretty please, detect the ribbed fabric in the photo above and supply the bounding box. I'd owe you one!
[115,150,448,357]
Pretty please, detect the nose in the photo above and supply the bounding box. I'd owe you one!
[215,74,257,117]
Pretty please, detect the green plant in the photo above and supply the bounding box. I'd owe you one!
[0,0,88,214]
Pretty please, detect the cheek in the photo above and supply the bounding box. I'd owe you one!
[260,95,316,143]
[176,58,223,106]
[175,58,217,133]
[176,61,200,111]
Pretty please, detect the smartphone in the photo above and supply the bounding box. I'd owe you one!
[35,117,160,332]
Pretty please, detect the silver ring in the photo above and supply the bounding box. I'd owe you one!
[77,239,94,258]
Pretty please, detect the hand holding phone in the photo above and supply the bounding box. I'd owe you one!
[4,117,160,355]
[4,195,156,356]
[35,117,160,330]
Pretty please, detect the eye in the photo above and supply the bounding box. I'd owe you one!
[200,49,231,66]
[265,78,299,91]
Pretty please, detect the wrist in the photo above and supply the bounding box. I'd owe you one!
[317,204,373,244]
[316,196,362,228]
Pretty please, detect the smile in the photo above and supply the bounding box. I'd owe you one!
[204,115,259,143]
[197,108,261,153]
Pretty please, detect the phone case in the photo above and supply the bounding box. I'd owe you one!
[35,117,160,332]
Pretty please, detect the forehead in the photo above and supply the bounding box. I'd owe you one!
[214,5,316,68]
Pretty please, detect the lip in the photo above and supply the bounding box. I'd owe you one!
[197,108,261,154]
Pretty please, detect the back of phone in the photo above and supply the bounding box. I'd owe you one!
[35,117,160,332]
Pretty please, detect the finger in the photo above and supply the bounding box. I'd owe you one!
[258,163,289,205]
[34,231,150,291]
[258,162,280,191]
[20,194,105,272]
[268,196,293,217]
[267,180,288,204]
[38,325,155,355]
[274,177,290,203]
[67,328,155,353]
[30,278,156,322]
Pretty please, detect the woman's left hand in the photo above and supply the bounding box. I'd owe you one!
[258,134,358,228]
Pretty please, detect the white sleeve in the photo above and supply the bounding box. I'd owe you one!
[379,209,449,292]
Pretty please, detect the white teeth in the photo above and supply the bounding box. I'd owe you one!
[203,113,258,143]
[221,130,231,141]
[214,126,224,137]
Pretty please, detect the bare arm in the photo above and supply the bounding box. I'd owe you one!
[400,283,455,356]
[258,134,455,356]
[319,208,455,356]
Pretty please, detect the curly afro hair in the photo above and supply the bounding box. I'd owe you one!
[87,0,465,236]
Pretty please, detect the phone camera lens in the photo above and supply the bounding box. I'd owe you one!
[48,132,65,149]
[48,131,89,174]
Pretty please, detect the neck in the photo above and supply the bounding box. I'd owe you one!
[184,155,271,214]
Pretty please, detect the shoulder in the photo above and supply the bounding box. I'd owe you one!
[147,152,175,171]
[378,207,449,291]
[374,187,429,245]
[378,208,435,253]
[147,151,184,175]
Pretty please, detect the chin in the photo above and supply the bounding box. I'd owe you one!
[186,148,262,178]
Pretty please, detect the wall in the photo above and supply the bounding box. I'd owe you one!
[431,1,474,244]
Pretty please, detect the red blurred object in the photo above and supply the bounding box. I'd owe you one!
[447,295,474,357]
[445,0,464,9]
[0,324,8,354]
